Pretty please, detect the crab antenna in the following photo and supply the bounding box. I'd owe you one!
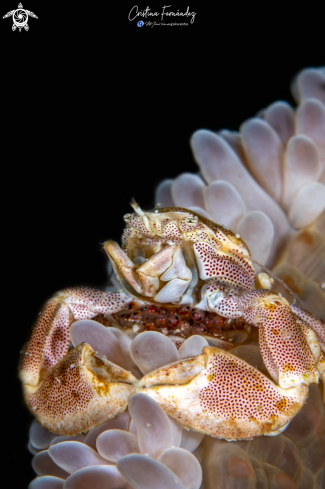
[130,198,152,232]
[130,198,145,217]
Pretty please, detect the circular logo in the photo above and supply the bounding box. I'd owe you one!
[137,21,144,27]
[13,8,28,28]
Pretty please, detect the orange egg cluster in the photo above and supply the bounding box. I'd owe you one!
[110,302,249,339]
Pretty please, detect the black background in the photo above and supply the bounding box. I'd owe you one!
[2,2,323,487]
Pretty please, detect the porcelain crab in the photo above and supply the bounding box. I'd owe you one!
[19,203,325,441]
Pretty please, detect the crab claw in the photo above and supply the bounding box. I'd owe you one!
[24,343,137,435]
[138,346,308,441]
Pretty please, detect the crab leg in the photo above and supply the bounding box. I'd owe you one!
[193,238,319,389]
[249,294,319,389]
[199,285,319,389]
[290,305,325,351]
[291,305,325,402]
[20,287,131,387]
[138,346,309,441]
[19,287,134,434]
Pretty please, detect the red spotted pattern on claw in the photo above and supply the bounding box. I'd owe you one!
[68,304,98,321]
[194,242,254,289]
[239,290,270,307]
[205,284,227,293]
[199,352,297,419]
[204,284,243,318]
[242,309,257,325]
[257,303,318,387]
[26,346,94,419]
[19,288,131,389]
[42,305,70,372]
[20,299,70,384]
[210,297,241,318]
[64,287,129,315]
[258,325,279,382]
[239,290,271,326]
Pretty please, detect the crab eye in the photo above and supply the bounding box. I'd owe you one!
[185,216,198,225]
[179,215,199,232]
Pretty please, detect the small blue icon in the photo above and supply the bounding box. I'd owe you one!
[137,21,144,27]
